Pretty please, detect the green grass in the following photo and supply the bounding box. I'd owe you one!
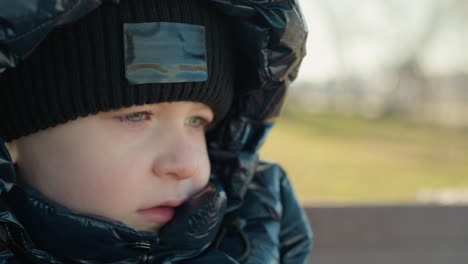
[259,111,468,205]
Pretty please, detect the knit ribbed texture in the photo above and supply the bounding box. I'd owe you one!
[0,0,234,142]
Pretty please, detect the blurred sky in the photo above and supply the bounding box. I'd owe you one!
[299,0,468,82]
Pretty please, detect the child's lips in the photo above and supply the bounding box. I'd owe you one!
[137,199,185,223]
[137,206,176,223]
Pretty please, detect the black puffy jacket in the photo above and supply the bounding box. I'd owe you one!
[0,0,312,263]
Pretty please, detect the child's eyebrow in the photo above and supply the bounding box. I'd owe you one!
[190,104,214,117]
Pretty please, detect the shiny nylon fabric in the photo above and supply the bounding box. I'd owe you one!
[0,0,312,263]
[0,0,106,73]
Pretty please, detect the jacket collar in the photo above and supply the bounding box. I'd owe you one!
[208,118,272,211]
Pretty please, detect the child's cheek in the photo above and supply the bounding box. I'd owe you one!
[44,146,140,219]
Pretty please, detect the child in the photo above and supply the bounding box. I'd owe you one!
[0,0,312,263]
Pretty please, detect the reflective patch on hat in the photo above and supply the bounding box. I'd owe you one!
[124,22,207,84]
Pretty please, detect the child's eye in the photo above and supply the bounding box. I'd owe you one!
[125,112,147,122]
[117,111,153,124]
[185,116,209,129]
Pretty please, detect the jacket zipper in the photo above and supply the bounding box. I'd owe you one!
[134,240,153,264]
[141,254,150,264]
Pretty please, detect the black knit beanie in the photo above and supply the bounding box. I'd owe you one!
[0,0,234,142]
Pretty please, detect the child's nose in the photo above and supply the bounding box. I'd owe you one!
[151,131,200,181]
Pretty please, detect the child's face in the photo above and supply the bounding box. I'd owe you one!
[11,101,213,232]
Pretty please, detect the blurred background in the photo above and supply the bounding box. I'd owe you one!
[260,0,468,206]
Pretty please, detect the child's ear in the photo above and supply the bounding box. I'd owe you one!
[5,141,18,163]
